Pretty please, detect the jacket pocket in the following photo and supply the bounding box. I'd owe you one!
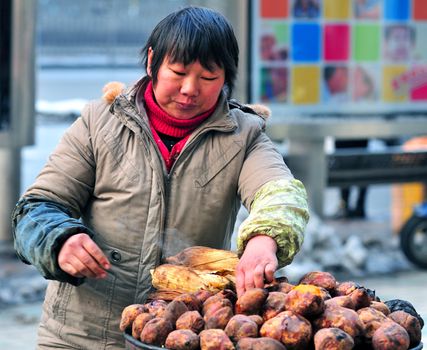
[46,274,117,350]
[194,140,242,188]
[102,130,140,183]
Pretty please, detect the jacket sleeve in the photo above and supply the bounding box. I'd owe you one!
[23,103,96,217]
[237,178,309,266]
[237,122,309,266]
[12,196,94,285]
[11,103,97,285]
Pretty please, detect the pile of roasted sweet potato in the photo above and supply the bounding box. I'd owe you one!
[120,271,423,350]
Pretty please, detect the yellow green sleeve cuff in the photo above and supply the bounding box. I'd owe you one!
[237,178,309,266]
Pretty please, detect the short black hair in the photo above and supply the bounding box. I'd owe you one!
[141,6,239,97]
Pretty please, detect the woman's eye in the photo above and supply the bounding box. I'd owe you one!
[172,69,185,76]
[202,76,218,81]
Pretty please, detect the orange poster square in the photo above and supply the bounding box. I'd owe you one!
[261,0,288,18]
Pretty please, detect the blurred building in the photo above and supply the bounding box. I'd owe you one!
[36,0,245,68]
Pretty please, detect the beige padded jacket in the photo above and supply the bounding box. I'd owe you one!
[19,82,306,349]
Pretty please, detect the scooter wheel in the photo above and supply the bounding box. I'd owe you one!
[400,215,427,269]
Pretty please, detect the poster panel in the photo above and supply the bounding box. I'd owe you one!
[252,0,427,115]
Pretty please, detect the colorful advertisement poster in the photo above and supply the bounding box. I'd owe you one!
[252,0,427,115]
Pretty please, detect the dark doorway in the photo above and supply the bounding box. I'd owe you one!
[0,0,12,130]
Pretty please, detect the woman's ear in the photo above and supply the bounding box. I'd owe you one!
[147,47,154,77]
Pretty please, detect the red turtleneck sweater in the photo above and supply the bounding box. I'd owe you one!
[142,81,216,171]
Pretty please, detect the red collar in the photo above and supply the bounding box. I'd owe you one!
[143,80,215,138]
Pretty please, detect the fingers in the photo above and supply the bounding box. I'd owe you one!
[264,263,276,283]
[81,237,110,270]
[244,263,276,290]
[58,233,110,279]
[252,264,265,289]
[236,262,278,298]
[60,253,102,279]
[244,269,256,291]
[236,268,245,298]
[77,246,108,278]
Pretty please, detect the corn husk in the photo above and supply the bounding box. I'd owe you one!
[165,246,239,274]
[150,264,232,293]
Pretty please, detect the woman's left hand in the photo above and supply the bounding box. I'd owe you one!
[235,235,278,298]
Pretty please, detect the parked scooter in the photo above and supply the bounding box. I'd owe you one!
[400,202,427,269]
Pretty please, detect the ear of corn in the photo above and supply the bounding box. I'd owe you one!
[151,264,207,292]
[165,246,239,274]
[147,289,183,301]
[150,247,238,294]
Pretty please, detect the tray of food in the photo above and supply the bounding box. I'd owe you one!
[121,247,424,350]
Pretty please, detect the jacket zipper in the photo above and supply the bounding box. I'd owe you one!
[114,103,168,266]
[161,123,236,254]
[115,100,237,263]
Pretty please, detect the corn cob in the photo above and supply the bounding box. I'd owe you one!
[165,246,239,274]
[150,264,232,293]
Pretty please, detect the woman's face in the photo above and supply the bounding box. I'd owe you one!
[148,50,225,119]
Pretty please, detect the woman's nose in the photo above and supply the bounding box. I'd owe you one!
[180,77,199,97]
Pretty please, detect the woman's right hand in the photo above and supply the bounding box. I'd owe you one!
[58,233,111,279]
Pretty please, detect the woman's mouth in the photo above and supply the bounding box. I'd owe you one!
[176,101,197,110]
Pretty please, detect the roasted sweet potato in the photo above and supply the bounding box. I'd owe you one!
[164,299,189,325]
[284,284,326,318]
[357,307,388,339]
[248,315,264,328]
[199,329,235,350]
[264,277,289,292]
[145,299,168,318]
[325,295,355,310]
[370,301,390,316]
[372,320,410,350]
[349,287,371,310]
[203,295,233,319]
[384,299,424,329]
[194,290,215,304]
[276,282,295,294]
[140,317,174,346]
[174,293,202,312]
[176,310,205,334]
[205,306,234,330]
[312,305,364,341]
[388,310,422,347]
[260,310,312,350]
[335,281,360,296]
[165,329,200,350]
[217,289,238,305]
[262,291,287,321]
[224,314,258,342]
[235,288,268,316]
[299,271,337,294]
[131,312,154,339]
[119,304,147,331]
[236,337,287,350]
[313,327,354,350]
[336,282,373,310]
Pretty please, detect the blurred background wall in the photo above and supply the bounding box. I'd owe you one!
[35,0,249,100]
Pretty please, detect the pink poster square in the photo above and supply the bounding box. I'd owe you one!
[411,84,427,100]
[324,24,350,61]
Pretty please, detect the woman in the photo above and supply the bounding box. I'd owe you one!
[12,7,309,349]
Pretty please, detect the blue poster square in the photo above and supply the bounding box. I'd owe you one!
[291,23,321,62]
[384,0,410,20]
